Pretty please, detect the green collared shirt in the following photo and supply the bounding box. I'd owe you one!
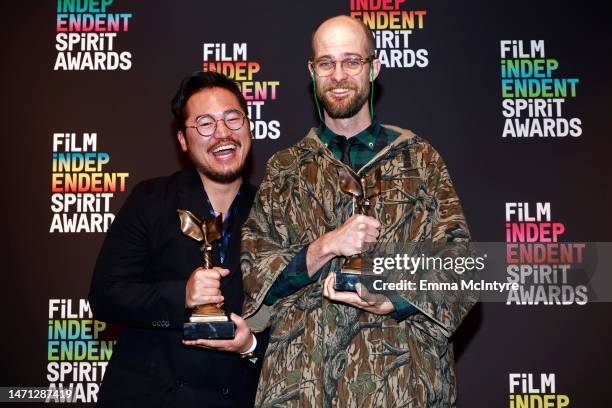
[317,120,398,171]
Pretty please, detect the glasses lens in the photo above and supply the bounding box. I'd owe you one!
[313,58,365,76]
[224,110,244,130]
[196,115,216,136]
[342,58,364,75]
[315,60,334,76]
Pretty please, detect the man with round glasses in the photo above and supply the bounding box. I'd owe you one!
[89,71,267,407]
[241,15,474,407]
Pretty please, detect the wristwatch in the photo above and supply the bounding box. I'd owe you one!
[239,334,257,359]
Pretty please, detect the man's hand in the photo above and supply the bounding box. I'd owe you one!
[185,266,230,308]
[182,313,254,353]
[323,272,395,315]
[306,215,380,276]
[324,214,381,257]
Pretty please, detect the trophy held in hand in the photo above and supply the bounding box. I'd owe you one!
[334,167,384,292]
[178,210,236,340]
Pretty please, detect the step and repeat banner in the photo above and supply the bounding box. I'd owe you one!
[1,0,611,406]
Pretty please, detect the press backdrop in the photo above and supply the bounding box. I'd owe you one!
[1,0,611,406]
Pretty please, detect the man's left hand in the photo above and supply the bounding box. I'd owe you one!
[182,313,254,353]
[323,272,395,315]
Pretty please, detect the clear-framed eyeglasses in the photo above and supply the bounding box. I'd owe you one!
[185,109,246,137]
[309,56,374,77]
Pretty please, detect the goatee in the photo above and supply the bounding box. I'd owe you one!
[197,165,243,183]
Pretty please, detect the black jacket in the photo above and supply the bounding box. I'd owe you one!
[89,166,267,408]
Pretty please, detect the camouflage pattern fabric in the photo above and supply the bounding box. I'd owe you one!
[241,125,477,407]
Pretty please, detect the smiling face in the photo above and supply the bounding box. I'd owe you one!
[311,16,379,119]
[177,87,251,183]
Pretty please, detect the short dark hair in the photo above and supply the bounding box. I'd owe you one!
[171,71,248,132]
[310,15,375,59]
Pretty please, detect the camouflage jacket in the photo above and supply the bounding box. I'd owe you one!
[241,125,476,407]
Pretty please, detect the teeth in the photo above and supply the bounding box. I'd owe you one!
[212,144,236,154]
[332,88,350,93]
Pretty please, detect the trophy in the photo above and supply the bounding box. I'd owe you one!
[178,210,236,340]
[334,167,383,292]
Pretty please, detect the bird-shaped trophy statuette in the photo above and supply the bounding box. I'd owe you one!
[335,167,382,291]
[178,210,235,339]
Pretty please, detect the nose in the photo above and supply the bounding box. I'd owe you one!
[331,61,349,82]
[212,118,231,139]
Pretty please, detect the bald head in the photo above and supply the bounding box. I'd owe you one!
[311,15,375,59]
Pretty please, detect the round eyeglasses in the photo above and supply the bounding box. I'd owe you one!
[310,56,373,77]
[185,109,246,137]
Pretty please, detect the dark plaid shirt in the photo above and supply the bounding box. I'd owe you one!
[263,122,415,320]
[318,120,399,171]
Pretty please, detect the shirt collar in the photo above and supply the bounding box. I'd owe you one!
[317,120,382,151]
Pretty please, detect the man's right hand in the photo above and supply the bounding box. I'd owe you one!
[306,214,380,276]
[185,266,230,308]
[323,214,381,257]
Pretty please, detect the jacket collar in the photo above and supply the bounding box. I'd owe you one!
[296,124,418,174]
[176,165,253,221]
[176,165,213,222]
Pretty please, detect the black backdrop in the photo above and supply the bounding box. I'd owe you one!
[1,0,611,406]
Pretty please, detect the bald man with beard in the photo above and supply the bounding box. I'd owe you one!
[241,15,476,407]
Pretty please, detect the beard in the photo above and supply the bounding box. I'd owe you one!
[316,81,370,119]
[197,164,243,183]
[191,138,249,183]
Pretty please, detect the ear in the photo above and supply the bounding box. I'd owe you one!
[177,130,188,152]
[308,61,315,79]
[371,58,381,82]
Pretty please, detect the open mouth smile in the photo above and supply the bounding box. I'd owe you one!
[209,143,238,158]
